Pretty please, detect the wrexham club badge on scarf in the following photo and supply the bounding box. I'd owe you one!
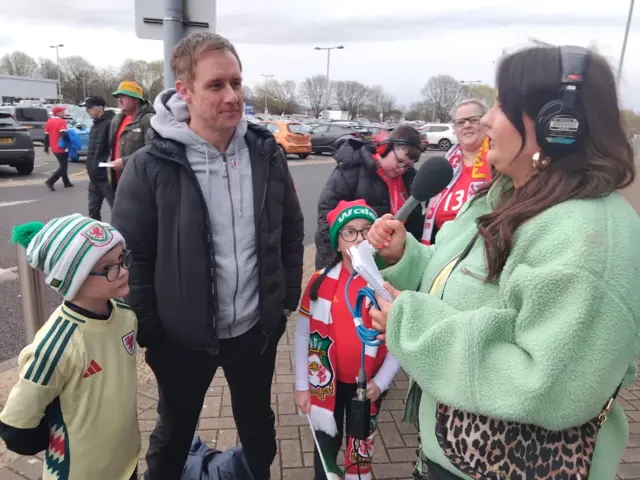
[421,137,491,245]
[303,263,386,480]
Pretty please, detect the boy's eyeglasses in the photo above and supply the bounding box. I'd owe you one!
[340,227,370,242]
[88,250,133,282]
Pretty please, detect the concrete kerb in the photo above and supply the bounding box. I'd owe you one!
[0,245,318,468]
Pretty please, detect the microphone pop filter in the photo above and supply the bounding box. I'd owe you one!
[411,156,454,202]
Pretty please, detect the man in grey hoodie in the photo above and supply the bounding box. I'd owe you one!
[111,33,304,480]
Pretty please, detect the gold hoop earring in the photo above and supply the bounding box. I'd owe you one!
[532,152,550,171]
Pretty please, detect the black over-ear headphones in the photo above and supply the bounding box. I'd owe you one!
[535,45,589,160]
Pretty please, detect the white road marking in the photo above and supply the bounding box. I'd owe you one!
[0,199,40,208]
[0,266,19,283]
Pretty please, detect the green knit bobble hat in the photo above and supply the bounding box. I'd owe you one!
[11,221,45,249]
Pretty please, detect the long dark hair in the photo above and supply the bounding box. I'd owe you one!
[309,257,341,301]
[475,46,635,281]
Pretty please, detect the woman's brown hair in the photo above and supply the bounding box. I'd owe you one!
[475,46,635,281]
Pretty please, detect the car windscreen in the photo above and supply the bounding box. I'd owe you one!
[15,107,49,123]
[287,123,306,134]
[0,114,20,128]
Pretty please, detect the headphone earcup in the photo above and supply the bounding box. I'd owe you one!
[535,100,563,153]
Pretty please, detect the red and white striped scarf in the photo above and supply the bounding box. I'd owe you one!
[306,263,386,480]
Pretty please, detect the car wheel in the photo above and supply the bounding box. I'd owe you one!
[15,162,34,175]
[438,139,452,151]
[298,153,309,159]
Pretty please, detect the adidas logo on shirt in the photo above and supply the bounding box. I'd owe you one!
[82,360,103,378]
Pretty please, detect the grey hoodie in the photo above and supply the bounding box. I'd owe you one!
[151,89,259,339]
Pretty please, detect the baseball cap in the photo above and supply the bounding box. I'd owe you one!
[51,106,66,115]
[83,96,106,109]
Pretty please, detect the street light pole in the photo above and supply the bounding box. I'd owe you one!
[49,44,64,101]
[617,0,636,86]
[314,45,344,118]
[261,74,273,114]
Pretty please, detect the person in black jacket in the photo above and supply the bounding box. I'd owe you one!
[84,96,116,220]
[315,125,425,269]
[111,32,304,480]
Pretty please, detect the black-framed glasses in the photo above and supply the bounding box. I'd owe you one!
[88,250,132,282]
[340,227,370,242]
[453,115,482,128]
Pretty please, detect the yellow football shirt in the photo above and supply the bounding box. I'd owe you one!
[0,299,140,480]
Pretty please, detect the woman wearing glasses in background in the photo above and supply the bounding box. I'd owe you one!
[421,99,491,245]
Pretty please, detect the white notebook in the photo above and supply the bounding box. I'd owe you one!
[348,241,394,302]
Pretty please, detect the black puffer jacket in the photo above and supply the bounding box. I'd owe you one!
[111,123,305,352]
[315,138,425,269]
[86,109,115,182]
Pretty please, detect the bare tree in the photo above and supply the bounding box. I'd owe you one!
[92,68,121,106]
[334,80,369,119]
[420,75,466,122]
[300,75,327,118]
[60,56,97,103]
[0,51,38,77]
[36,58,58,80]
[463,84,496,107]
[253,79,300,115]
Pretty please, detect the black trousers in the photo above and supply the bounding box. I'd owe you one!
[313,382,384,480]
[88,180,115,221]
[47,152,71,186]
[144,322,285,480]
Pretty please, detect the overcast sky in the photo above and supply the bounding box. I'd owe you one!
[1,0,638,110]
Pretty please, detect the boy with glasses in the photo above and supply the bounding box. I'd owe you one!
[0,213,140,480]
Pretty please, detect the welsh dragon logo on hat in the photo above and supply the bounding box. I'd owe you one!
[81,223,114,247]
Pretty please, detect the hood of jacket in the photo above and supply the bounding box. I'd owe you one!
[150,88,247,150]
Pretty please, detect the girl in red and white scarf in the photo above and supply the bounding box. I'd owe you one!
[294,199,401,480]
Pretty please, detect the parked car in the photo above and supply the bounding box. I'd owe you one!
[67,106,92,159]
[261,120,311,159]
[420,123,457,151]
[0,105,49,144]
[0,112,35,174]
[310,124,361,155]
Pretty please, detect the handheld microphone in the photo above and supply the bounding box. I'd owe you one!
[393,156,454,223]
[346,156,454,302]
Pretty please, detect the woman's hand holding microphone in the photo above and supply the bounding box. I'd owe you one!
[367,214,406,340]
[367,214,407,264]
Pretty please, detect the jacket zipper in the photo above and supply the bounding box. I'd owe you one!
[222,153,241,330]
[257,152,273,352]
[165,151,220,353]
[460,267,489,282]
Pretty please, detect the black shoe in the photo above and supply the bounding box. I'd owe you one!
[45,181,55,192]
[64,183,74,188]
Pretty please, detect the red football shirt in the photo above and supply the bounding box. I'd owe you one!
[44,117,68,154]
[434,163,475,229]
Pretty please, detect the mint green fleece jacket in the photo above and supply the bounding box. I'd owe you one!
[381,176,640,479]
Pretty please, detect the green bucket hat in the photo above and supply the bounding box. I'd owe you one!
[112,81,145,101]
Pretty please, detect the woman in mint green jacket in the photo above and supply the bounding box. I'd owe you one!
[367,45,640,480]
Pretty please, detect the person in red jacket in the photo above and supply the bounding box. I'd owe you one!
[44,105,73,191]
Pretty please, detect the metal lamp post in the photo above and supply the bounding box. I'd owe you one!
[314,45,344,117]
[49,44,64,101]
[617,0,636,86]
[261,74,273,114]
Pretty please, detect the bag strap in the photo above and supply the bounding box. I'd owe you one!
[598,381,624,426]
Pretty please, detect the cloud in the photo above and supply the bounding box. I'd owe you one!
[5,2,638,44]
